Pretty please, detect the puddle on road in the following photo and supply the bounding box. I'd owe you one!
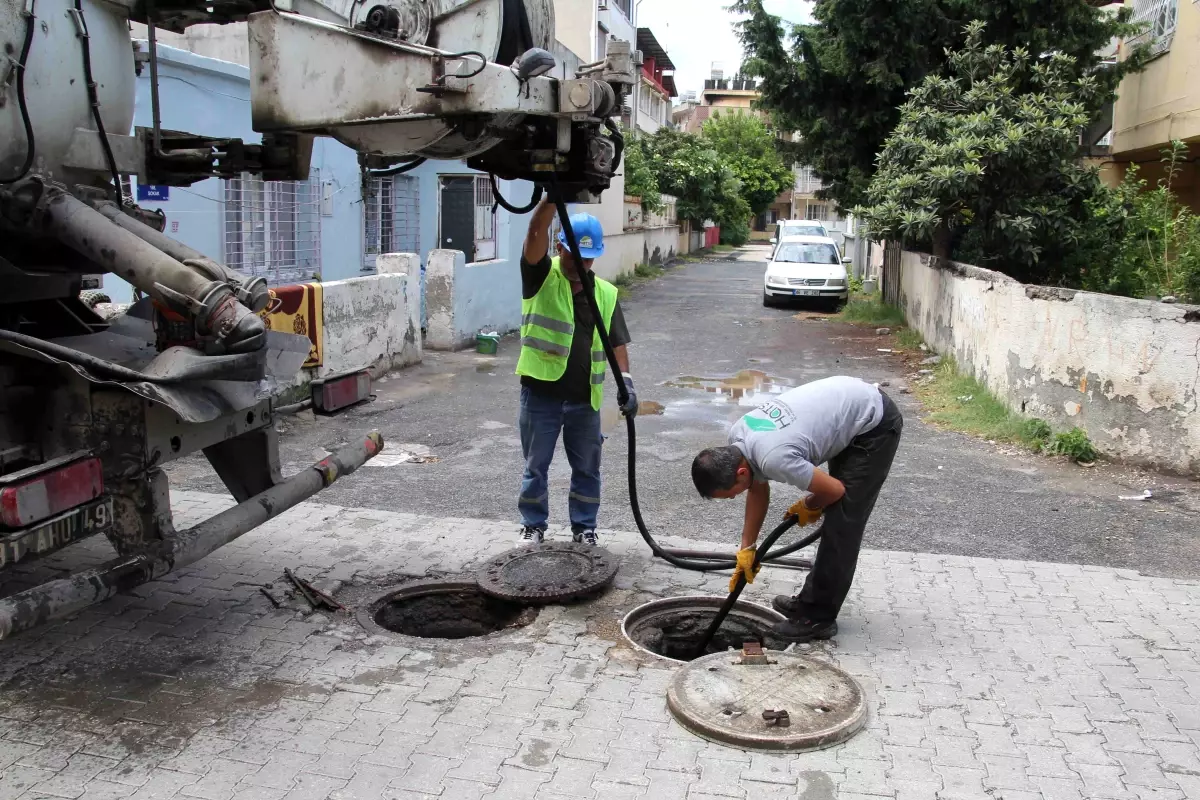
[601,399,666,432]
[663,369,795,407]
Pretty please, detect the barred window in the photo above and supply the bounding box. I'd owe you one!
[223,173,321,285]
[1130,0,1178,57]
[474,175,497,261]
[363,175,420,272]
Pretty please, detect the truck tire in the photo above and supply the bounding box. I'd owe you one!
[79,290,111,308]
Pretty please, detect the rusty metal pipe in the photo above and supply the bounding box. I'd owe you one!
[0,432,384,640]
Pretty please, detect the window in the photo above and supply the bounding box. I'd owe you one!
[805,202,830,222]
[474,175,497,261]
[596,24,608,60]
[1131,0,1178,56]
[794,165,824,195]
[223,173,321,285]
[781,222,827,238]
[363,174,420,273]
[773,243,840,265]
[610,0,631,19]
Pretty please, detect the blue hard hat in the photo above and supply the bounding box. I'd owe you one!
[557,213,605,259]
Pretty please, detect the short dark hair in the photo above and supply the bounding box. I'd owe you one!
[691,446,744,498]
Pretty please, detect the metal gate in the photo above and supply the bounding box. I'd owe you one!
[882,240,902,306]
[439,176,476,263]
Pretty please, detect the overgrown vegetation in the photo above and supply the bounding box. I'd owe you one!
[1045,427,1099,463]
[621,131,662,213]
[1074,142,1200,303]
[700,112,793,217]
[835,296,906,327]
[612,261,667,299]
[735,0,1145,213]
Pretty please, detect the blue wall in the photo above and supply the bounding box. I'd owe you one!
[111,42,531,316]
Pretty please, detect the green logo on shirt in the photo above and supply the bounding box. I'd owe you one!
[744,401,796,432]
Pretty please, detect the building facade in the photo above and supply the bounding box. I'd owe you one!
[1109,0,1200,208]
[632,28,677,133]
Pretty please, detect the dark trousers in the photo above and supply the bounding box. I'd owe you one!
[794,392,903,622]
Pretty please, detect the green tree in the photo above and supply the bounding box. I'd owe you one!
[640,128,751,242]
[734,0,1146,212]
[621,132,662,213]
[700,111,793,216]
[856,22,1104,282]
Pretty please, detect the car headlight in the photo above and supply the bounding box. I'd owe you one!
[766,273,785,285]
[826,278,846,288]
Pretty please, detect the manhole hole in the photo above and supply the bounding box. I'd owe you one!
[357,579,538,639]
[477,542,618,604]
[667,650,866,751]
[621,596,788,663]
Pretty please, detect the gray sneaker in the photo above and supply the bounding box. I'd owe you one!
[572,529,599,546]
[520,526,545,544]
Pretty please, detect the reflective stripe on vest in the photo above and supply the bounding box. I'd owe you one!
[515,257,618,411]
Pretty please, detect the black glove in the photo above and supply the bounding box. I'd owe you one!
[619,373,638,417]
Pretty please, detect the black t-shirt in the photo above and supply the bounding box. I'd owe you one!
[520,255,631,404]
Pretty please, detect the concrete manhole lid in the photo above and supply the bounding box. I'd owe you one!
[666,650,866,751]
[476,542,618,603]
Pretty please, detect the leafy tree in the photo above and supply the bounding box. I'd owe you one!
[700,111,793,216]
[734,0,1147,212]
[856,22,1104,281]
[621,132,663,213]
[640,128,751,241]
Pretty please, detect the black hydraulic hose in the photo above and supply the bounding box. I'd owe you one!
[604,118,624,172]
[73,0,124,204]
[545,180,822,573]
[490,174,543,214]
[367,157,427,178]
[0,0,37,185]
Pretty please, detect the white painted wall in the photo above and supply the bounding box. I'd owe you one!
[424,249,523,350]
[898,251,1200,476]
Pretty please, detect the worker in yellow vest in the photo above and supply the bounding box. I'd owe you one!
[515,198,637,546]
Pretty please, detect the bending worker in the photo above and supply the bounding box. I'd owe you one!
[690,376,903,642]
[515,198,638,546]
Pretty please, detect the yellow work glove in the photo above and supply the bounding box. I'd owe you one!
[787,498,823,527]
[730,547,761,592]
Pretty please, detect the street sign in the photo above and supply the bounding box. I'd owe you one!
[137,184,170,201]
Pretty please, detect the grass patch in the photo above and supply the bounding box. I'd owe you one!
[895,327,925,351]
[712,244,735,253]
[836,295,908,328]
[913,358,1054,450]
[613,262,666,299]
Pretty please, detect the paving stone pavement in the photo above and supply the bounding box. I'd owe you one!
[2,490,1200,800]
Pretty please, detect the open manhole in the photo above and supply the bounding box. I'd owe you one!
[477,542,618,604]
[621,596,789,663]
[667,650,866,752]
[357,579,539,639]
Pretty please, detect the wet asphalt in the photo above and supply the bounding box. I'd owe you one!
[170,246,1200,579]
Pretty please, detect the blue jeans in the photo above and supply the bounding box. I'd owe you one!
[518,385,603,532]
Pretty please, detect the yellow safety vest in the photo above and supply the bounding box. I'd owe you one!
[516,257,618,411]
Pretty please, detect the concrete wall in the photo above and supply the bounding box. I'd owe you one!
[277,272,422,398]
[898,251,1200,476]
[425,249,522,350]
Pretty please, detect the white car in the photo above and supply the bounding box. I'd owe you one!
[763,235,850,308]
[771,219,829,244]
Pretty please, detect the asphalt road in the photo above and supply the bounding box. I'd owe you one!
[171,246,1200,578]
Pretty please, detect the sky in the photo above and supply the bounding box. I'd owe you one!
[635,0,814,102]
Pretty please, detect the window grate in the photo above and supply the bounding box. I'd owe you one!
[1130,0,1177,56]
[363,175,420,272]
[223,172,321,285]
[474,175,497,261]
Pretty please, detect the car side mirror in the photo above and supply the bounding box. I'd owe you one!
[770,238,777,244]
[842,257,852,264]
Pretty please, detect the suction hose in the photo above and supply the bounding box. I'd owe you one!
[545,182,823,573]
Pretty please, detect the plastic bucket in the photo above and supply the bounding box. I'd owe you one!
[476,334,500,355]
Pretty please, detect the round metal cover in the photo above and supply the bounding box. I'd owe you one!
[666,650,866,752]
[476,542,618,603]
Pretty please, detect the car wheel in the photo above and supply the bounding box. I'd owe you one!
[763,291,777,308]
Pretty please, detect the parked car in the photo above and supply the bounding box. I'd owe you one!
[763,235,851,309]
[771,219,829,244]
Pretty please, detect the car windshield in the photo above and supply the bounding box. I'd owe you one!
[773,243,840,264]
[781,225,824,237]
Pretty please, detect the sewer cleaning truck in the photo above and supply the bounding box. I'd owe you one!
[0,0,635,636]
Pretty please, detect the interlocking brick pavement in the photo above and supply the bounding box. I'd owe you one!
[0,491,1199,799]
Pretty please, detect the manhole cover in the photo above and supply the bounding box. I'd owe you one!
[476,542,618,604]
[621,596,788,663]
[667,650,866,751]
[357,579,538,639]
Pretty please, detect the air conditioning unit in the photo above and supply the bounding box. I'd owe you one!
[598,0,608,8]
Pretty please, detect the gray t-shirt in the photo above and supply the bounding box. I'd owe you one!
[729,376,884,490]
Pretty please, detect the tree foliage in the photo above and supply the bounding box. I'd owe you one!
[856,22,1106,282]
[734,0,1147,212]
[639,128,751,242]
[699,112,793,216]
[621,132,663,213]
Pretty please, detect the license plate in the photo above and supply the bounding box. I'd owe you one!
[0,497,113,568]
[793,289,820,296]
